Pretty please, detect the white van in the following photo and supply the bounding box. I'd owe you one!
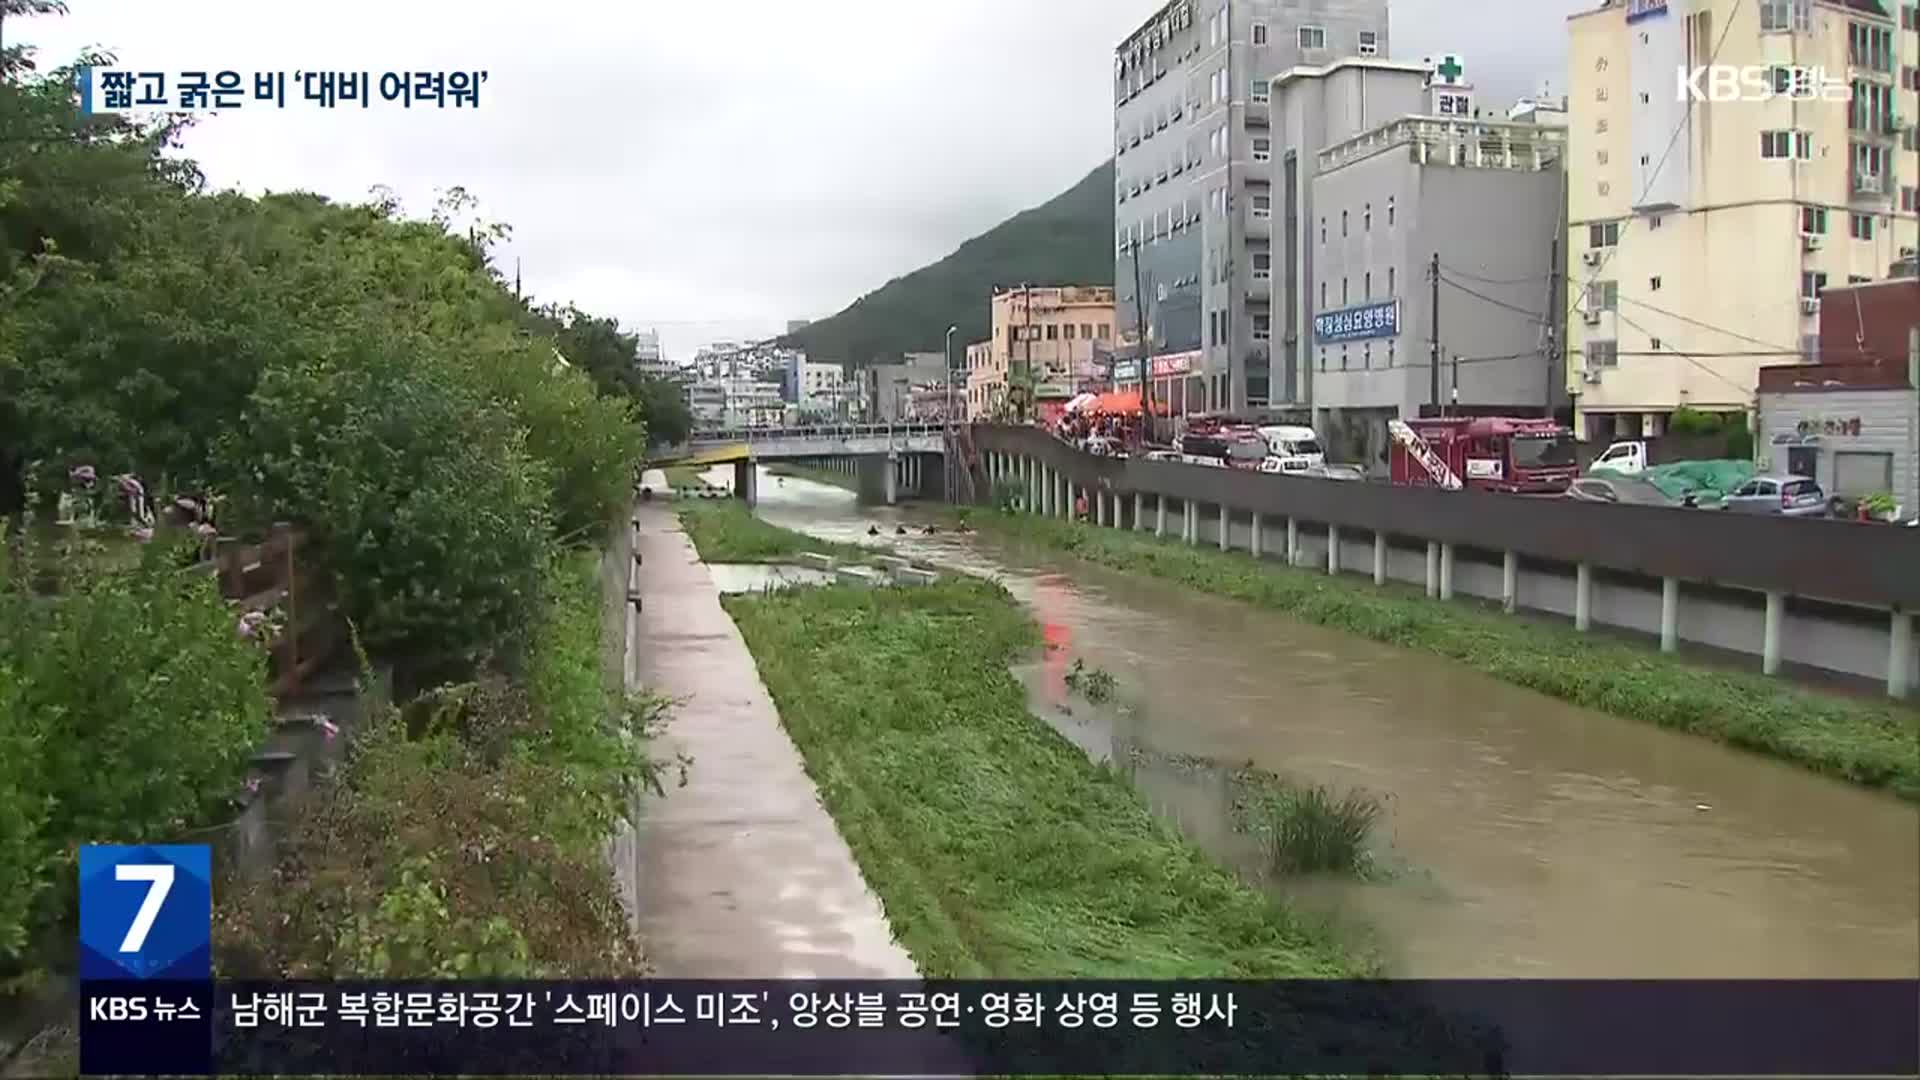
[1257,425,1326,473]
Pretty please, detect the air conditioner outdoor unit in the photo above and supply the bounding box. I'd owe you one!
[1581,250,1603,267]
[1801,298,1820,315]
[1582,369,1603,384]
[1801,234,1823,252]
[1582,308,1602,325]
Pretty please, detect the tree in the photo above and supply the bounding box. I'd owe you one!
[634,376,692,447]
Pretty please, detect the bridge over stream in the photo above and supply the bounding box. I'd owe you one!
[653,423,951,505]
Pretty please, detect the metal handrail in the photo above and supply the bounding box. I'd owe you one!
[687,422,947,443]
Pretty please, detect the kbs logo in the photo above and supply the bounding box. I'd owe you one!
[77,844,212,980]
[1677,65,1850,102]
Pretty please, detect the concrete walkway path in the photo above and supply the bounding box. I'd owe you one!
[625,497,917,978]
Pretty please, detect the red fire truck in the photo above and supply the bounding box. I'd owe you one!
[1389,416,1578,494]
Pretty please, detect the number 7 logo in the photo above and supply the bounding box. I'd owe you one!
[114,864,174,953]
[78,844,211,980]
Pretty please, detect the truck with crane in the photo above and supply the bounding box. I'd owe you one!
[1388,416,1578,494]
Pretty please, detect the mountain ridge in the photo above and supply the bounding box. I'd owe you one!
[781,160,1116,365]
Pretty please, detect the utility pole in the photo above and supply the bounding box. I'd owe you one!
[1543,237,1560,419]
[1131,242,1155,444]
[1428,251,1441,413]
[1021,283,1034,423]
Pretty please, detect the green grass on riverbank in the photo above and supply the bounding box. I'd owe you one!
[673,498,879,564]
[970,512,1920,802]
[723,577,1365,978]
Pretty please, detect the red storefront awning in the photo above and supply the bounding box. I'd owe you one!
[1094,390,1143,414]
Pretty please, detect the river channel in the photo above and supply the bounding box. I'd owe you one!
[708,466,1919,978]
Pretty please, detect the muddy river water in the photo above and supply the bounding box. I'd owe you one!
[711,467,1918,977]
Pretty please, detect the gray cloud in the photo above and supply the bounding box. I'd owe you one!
[19,0,1584,362]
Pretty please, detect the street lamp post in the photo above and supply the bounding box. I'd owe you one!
[944,324,959,499]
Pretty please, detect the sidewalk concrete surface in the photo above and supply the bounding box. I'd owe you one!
[626,497,918,979]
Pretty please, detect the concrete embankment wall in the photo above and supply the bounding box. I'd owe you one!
[972,425,1919,696]
[601,497,645,940]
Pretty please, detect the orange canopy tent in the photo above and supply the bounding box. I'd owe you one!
[1091,390,1143,414]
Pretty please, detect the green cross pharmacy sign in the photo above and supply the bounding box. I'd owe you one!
[1433,55,1464,84]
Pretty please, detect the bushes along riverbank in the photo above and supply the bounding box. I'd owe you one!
[971,513,1920,802]
[723,577,1365,978]
[216,555,661,977]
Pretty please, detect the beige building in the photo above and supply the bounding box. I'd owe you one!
[967,286,1117,418]
[1564,0,1918,443]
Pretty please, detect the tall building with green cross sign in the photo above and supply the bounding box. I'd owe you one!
[1111,0,1390,418]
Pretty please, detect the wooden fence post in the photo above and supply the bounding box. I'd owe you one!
[274,522,298,686]
[214,538,240,599]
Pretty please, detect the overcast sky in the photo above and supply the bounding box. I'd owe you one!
[19,0,1584,362]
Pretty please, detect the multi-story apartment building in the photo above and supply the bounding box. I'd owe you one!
[1113,0,1390,414]
[633,329,671,379]
[970,286,1116,416]
[1307,86,1570,467]
[687,380,727,429]
[1564,0,1918,443]
[963,341,994,418]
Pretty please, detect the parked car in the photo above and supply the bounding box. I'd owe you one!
[1720,475,1827,517]
[1564,475,1697,508]
[1300,463,1367,482]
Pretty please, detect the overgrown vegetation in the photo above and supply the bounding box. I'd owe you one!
[779,161,1115,365]
[724,577,1364,978]
[216,557,673,978]
[675,499,879,564]
[974,513,1920,802]
[1063,657,1117,704]
[1233,771,1383,878]
[1,4,662,981]
[0,529,272,969]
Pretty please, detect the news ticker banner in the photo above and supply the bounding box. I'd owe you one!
[77,844,1920,1077]
[76,65,487,115]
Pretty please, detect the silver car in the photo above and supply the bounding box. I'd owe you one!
[1721,474,1827,518]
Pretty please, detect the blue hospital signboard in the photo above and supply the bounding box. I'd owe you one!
[1313,300,1401,344]
[79,844,214,1076]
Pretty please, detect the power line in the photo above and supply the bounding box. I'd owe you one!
[1439,263,1542,287]
[1460,266,1801,354]
[1438,274,1550,325]
[1576,0,1746,293]
[1611,307,1757,397]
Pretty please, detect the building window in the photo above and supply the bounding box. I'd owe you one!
[1098,323,1110,339]
[1341,210,1349,236]
[1358,30,1379,56]
[1251,77,1268,103]
[1252,314,1271,341]
[1252,252,1271,280]
[1589,221,1621,247]
[1363,203,1372,230]
[1299,25,1327,49]
[1320,281,1327,308]
[1364,271,1372,299]
[1905,3,1918,30]
[1252,136,1271,162]
[1388,266,1396,296]
[1251,21,1267,45]
[1081,323,1093,338]
[1760,129,1812,159]
[1251,193,1271,219]
[1587,340,1619,367]
[1759,0,1810,32]
[1587,280,1618,311]
[1848,21,1894,72]
[1045,324,1058,341]
[1850,212,1875,240]
[1848,274,1872,284]
[1319,217,1326,244]
[1649,275,1662,291]
[1341,278,1350,304]
[1801,270,1828,299]
[1800,205,1828,234]
[1064,323,1077,339]
[1903,186,1918,214]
